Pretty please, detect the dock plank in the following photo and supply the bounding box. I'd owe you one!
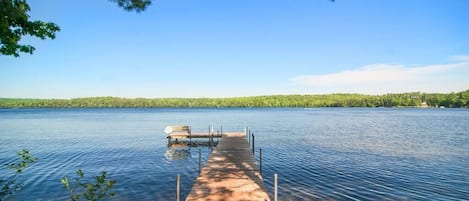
[168,132,222,139]
[185,132,270,201]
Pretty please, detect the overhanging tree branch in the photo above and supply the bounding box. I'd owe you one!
[111,0,152,12]
[0,0,152,57]
[0,0,60,57]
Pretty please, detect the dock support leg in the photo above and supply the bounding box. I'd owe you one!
[189,126,192,146]
[211,132,214,149]
[208,125,211,147]
[248,130,251,146]
[252,133,255,155]
[259,148,262,176]
[176,174,180,201]
[198,149,201,174]
[274,174,278,201]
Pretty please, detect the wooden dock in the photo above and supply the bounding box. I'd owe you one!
[185,132,270,201]
[165,125,222,142]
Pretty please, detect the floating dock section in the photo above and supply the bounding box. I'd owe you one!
[185,132,270,201]
[166,125,222,148]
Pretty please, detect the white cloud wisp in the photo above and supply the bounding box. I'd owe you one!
[290,56,469,94]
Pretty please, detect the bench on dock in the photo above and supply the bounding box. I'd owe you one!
[165,125,224,139]
[165,125,191,139]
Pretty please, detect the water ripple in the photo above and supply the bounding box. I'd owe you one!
[1,108,468,200]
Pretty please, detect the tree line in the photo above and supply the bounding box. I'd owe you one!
[1,90,468,108]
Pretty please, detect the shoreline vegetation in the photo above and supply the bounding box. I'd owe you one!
[0,90,468,108]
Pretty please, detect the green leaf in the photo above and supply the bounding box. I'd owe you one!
[60,176,71,190]
[76,169,84,178]
[0,0,60,57]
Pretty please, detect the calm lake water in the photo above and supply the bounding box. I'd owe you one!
[0,108,468,200]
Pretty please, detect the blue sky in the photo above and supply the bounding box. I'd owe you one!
[1,0,469,98]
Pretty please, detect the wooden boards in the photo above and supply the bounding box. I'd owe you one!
[185,132,270,201]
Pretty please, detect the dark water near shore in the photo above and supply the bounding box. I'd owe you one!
[0,108,468,200]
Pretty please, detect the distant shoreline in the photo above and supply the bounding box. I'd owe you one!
[1,90,468,108]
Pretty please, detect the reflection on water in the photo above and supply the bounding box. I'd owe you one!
[164,140,218,160]
[165,148,191,160]
[165,141,218,160]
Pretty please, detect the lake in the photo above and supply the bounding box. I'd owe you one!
[0,108,468,200]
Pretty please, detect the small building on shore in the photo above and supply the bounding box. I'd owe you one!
[421,102,429,108]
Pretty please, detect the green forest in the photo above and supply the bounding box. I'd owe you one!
[1,90,468,108]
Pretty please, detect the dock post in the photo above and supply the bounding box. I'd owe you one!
[208,125,211,147]
[274,174,278,201]
[211,131,214,145]
[220,125,223,135]
[252,133,255,155]
[259,148,262,176]
[248,130,251,146]
[198,149,201,174]
[189,126,192,146]
[176,174,180,201]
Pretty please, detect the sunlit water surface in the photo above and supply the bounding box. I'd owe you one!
[0,108,468,200]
